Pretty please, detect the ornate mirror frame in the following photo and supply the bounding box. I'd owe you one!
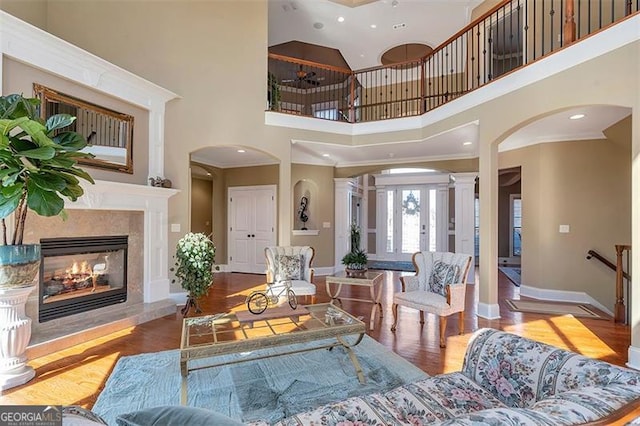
[33,83,134,174]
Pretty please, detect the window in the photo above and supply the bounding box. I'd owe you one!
[510,195,522,256]
[313,108,338,120]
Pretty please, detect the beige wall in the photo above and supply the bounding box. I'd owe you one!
[292,164,334,267]
[2,58,150,184]
[499,131,631,310]
[0,0,46,29]
[191,177,213,236]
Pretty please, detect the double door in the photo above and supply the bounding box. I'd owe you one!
[228,185,276,273]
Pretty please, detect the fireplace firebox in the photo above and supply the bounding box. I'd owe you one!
[39,236,128,322]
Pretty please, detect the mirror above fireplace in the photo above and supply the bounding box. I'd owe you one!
[33,83,134,174]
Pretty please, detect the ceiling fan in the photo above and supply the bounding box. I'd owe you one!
[282,65,323,86]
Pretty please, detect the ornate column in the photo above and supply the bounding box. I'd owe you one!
[0,286,36,391]
[453,173,478,284]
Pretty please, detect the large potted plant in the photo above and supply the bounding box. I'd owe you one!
[172,232,217,316]
[0,93,94,390]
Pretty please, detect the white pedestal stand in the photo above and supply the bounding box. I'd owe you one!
[0,285,36,392]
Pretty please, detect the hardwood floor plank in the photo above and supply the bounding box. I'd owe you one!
[0,269,631,410]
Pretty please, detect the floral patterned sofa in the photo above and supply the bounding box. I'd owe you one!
[276,328,640,425]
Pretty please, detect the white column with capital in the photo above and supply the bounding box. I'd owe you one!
[334,178,357,271]
[453,173,477,284]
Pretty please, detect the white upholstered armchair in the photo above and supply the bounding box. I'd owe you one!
[264,246,316,302]
[391,251,472,348]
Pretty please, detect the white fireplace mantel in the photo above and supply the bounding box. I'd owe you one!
[66,180,179,304]
[0,11,180,178]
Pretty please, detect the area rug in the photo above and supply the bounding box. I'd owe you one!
[368,260,415,272]
[499,266,521,286]
[505,299,602,319]
[92,335,427,425]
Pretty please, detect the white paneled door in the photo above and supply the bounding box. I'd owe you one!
[228,185,276,273]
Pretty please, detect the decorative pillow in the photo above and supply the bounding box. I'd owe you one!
[274,254,302,281]
[62,406,108,425]
[428,261,461,296]
[115,406,244,426]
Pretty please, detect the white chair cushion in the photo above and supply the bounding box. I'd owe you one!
[270,280,316,296]
[393,290,452,314]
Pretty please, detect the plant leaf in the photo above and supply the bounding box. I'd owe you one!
[0,117,29,135]
[16,119,54,147]
[1,183,24,198]
[0,191,22,219]
[60,184,84,201]
[45,114,75,134]
[16,146,56,160]
[53,132,87,151]
[29,172,67,192]
[9,136,37,152]
[60,167,95,184]
[26,180,64,216]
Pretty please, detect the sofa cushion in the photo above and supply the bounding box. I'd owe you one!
[531,385,640,424]
[428,261,460,296]
[462,328,572,408]
[383,372,507,424]
[432,407,564,426]
[275,393,404,426]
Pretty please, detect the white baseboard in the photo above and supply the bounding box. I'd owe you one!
[627,345,640,371]
[477,302,501,319]
[519,285,613,316]
[314,266,337,276]
[498,257,521,265]
[215,264,230,272]
[169,292,188,306]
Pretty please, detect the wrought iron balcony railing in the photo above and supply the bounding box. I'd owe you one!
[268,0,639,123]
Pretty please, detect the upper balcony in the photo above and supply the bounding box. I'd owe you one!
[267,0,639,126]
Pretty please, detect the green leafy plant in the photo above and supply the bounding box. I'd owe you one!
[172,232,217,315]
[0,93,95,245]
[341,248,368,270]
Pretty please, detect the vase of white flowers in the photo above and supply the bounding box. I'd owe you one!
[171,232,217,316]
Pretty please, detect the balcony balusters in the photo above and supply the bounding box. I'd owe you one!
[268,0,639,123]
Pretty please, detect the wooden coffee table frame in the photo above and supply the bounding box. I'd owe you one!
[325,271,384,330]
[179,303,366,405]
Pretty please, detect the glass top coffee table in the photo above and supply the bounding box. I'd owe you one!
[179,303,366,405]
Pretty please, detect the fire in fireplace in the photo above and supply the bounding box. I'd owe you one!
[39,236,128,322]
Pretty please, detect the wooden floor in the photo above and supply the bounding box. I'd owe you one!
[0,269,631,409]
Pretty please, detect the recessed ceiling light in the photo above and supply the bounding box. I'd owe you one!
[337,16,345,23]
[206,172,211,176]
[463,141,472,146]
[237,149,246,153]
[370,24,377,29]
[569,114,585,120]
[313,22,324,30]
[360,53,365,58]
[322,153,330,157]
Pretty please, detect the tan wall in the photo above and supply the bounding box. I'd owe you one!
[291,164,334,267]
[0,0,46,29]
[191,177,213,236]
[2,58,150,185]
[499,133,631,310]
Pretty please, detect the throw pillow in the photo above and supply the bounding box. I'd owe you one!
[274,254,302,281]
[428,261,461,297]
[62,406,108,426]
[115,406,244,426]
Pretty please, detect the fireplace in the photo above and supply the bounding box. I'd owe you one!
[39,236,128,322]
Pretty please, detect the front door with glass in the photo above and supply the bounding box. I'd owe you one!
[382,186,437,261]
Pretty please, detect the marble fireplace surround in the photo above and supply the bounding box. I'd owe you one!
[25,180,179,359]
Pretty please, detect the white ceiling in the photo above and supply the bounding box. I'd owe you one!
[191,1,632,170]
[268,0,482,70]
